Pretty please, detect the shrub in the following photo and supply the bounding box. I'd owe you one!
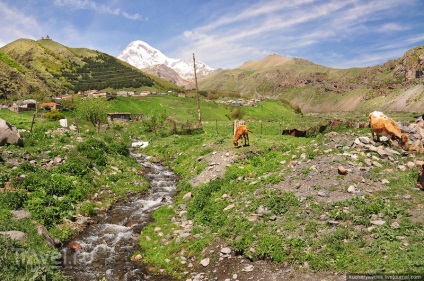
[265,191,299,215]
[231,107,245,119]
[109,141,130,156]
[45,110,65,120]
[0,191,28,210]
[79,201,96,216]
[76,138,108,166]
[57,154,91,177]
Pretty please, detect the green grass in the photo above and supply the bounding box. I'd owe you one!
[126,97,424,277]
[0,52,26,73]
[1,96,423,279]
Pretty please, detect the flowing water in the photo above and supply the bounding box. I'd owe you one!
[61,152,178,281]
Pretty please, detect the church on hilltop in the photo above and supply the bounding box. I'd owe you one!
[41,35,52,40]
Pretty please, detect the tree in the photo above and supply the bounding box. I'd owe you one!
[76,97,110,134]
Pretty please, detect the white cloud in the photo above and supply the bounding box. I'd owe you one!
[53,0,144,20]
[376,23,407,32]
[174,0,419,68]
[0,3,41,46]
[378,33,424,50]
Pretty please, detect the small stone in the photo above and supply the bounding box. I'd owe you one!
[257,205,271,215]
[347,185,356,193]
[377,147,389,158]
[379,136,389,142]
[381,179,390,185]
[407,162,415,168]
[359,136,371,144]
[327,220,340,226]
[338,166,348,175]
[364,159,372,166]
[131,254,142,262]
[200,258,210,267]
[221,247,231,255]
[391,222,400,229]
[317,191,328,197]
[370,220,386,226]
[223,204,235,211]
[372,161,383,168]
[397,165,406,171]
[242,265,254,272]
[183,192,192,201]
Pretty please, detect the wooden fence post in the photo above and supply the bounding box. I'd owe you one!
[216,120,218,135]
[30,113,36,132]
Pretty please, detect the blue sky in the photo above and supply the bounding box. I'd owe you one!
[1,0,424,69]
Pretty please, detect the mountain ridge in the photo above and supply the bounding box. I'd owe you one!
[198,45,424,112]
[117,40,216,85]
[0,38,181,98]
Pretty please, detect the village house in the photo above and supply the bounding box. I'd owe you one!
[107,112,132,123]
[39,102,63,111]
[9,99,37,113]
[54,94,75,103]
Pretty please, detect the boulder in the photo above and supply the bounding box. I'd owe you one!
[35,222,57,247]
[11,210,31,220]
[0,230,26,241]
[0,118,23,147]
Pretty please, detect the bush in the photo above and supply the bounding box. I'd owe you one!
[0,191,28,210]
[109,142,130,156]
[45,110,65,120]
[79,201,96,216]
[231,107,245,119]
[57,154,91,177]
[76,138,108,166]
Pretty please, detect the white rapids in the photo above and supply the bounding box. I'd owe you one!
[61,151,178,281]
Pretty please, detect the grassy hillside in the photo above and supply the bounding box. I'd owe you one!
[0,39,182,100]
[199,47,424,113]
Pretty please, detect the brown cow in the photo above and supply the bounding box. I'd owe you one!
[282,129,307,137]
[368,111,408,150]
[233,125,253,147]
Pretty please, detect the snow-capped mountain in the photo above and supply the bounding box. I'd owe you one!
[117,40,215,81]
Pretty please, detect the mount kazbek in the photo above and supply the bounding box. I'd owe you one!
[117,40,217,87]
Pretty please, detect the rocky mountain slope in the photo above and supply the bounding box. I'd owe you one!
[117,40,216,86]
[199,46,424,113]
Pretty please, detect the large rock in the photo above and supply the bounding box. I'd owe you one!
[0,118,23,146]
[0,230,26,241]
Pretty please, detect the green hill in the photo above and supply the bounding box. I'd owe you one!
[199,46,424,113]
[0,38,181,100]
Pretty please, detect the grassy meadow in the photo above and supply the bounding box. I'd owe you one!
[0,95,422,280]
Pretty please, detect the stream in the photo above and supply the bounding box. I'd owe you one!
[61,151,178,281]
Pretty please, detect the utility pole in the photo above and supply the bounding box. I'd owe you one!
[193,53,202,128]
